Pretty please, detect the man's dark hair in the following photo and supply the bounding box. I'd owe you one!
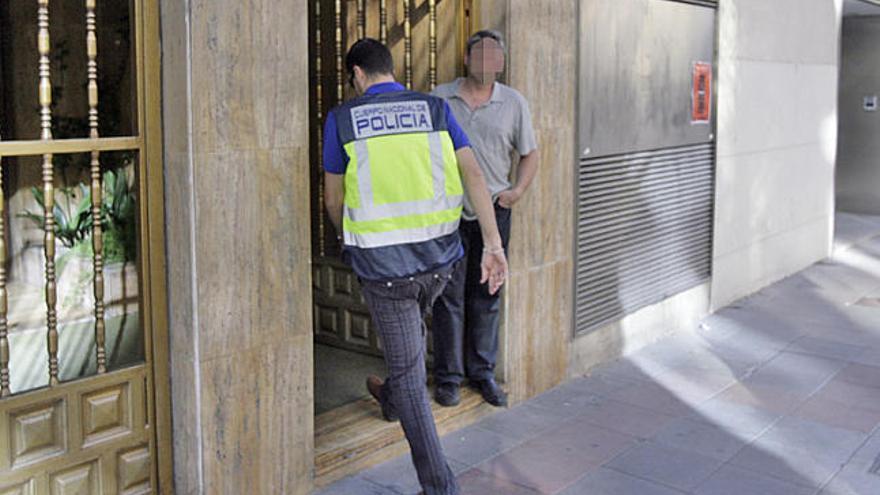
[465,30,506,55]
[345,38,394,78]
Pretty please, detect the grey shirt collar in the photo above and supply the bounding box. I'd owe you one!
[450,77,504,106]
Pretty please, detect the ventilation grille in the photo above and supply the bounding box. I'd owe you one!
[669,0,719,7]
[575,143,715,335]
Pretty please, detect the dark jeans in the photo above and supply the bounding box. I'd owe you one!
[360,266,460,495]
[432,203,512,386]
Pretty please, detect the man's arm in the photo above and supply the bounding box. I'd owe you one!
[456,147,508,294]
[497,150,539,208]
[322,110,347,237]
[497,93,539,208]
[324,172,344,235]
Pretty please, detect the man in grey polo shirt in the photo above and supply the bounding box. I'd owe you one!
[430,30,538,407]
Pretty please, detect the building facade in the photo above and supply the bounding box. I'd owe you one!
[0,0,847,493]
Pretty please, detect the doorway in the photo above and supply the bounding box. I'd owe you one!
[308,0,489,483]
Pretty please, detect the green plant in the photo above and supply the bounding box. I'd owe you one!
[101,168,137,263]
[18,184,93,248]
[19,166,137,264]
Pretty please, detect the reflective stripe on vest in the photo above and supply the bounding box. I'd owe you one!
[342,129,463,248]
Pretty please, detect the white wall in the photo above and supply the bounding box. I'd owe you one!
[711,0,843,309]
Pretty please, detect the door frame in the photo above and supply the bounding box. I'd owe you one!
[140,0,173,490]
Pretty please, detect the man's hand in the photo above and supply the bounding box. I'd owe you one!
[496,188,521,209]
[480,248,508,295]
[498,150,539,209]
[456,147,507,292]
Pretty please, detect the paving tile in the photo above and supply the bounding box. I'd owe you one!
[755,416,868,457]
[742,352,846,395]
[835,307,880,337]
[558,466,686,495]
[820,465,880,495]
[765,280,857,308]
[455,468,542,495]
[651,367,740,403]
[572,399,677,439]
[834,213,880,250]
[606,381,696,416]
[697,313,752,341]
[534,418,638,465]
[688,397,783,438]
[700,334,791,368]
[591,358,658,384]
[811,332,880,355]
[727,442,833,489]
[694,465,816,495]
[312,476,398,495]
[527,381,607,412]
[701,311,801,353]
[474,403,574,443]
[626,335,709,375]
[834,363,880,390]
[604,442,724,491]
[659,349,760,380]
[793,396,880,434]
[746,293,856,332]
[727,417,867,491]
[361,454,469,495]
[786,335,869,362]
[685,343,775,379]
[812,379,880,413]
[471,418,634,493]
[798,259,876,289]
[853,296,880,307]
[440,425,522,467]
[471,418,636,494]
[850,347,880,368]
[319,216,880,495]
[814,259,880,295]
[572,373,645,398]
[474,433,602,494]
[711,381,810,415]
[851,429,880,462]
[652,417,749,461]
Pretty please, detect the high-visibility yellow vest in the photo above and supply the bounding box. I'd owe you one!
[332,90,464,249]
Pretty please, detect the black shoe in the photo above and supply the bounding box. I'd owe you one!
[469,378,508,407]
[366,375,399,422]
[434,382,461,407]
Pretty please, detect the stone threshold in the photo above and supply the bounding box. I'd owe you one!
[314,385,495,487]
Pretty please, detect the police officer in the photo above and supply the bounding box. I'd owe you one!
[323,39,507,495]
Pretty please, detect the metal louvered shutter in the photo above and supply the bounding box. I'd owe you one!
[575,143,715,334]
[670,0,718,7]
[575,0,717,335]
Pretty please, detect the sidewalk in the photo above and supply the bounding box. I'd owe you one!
[318,213,880,495]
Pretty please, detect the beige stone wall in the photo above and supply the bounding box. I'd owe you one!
[161,1,314,494]
[481,1,578,401]
[161,1,580,491]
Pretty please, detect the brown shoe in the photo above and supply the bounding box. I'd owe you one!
[366,375,399,422]
[366,375,383,402]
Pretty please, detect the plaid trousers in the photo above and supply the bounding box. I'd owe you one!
[361,263,461,495]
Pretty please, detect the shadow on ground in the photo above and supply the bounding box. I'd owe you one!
[318,213,880,494]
